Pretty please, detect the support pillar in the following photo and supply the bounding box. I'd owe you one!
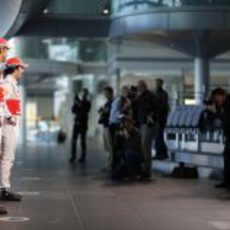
[115,68,121,96]
[19,82,27,146]
[194,57,209,105]
[194,31,210,105]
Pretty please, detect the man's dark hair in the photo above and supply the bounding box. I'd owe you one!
[211,87,227,97]
[3,66,19,78]
[104,86,113,95]
[155,78,164,85]
[74,94,80,102]
[83,88,89,96]
[130,85,138,93]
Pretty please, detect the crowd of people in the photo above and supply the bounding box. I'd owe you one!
[98,79,169,181]
[207,88,230,191]
[69,79,170,182]
[69,78,230,193]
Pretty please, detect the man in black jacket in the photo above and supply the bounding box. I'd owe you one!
[70,89,91,163]
[136,80,158,178]
[154,78,169,160]
[211,88,230,190]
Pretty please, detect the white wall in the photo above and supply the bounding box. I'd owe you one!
[36,97,54,119]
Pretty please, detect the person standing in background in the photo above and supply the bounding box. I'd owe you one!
[211,88,230,190]
[0,38,9,215]
[98,86,114,171]
[70,88,91,163]
[109,86,132,170]
[136,80,158,178]
[154,78,169,160]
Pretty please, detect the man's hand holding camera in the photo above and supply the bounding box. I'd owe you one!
[6,116,17,126]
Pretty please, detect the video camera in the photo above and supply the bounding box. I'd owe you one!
[203,98,214,106]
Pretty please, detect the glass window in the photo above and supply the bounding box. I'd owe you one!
[112,0,230,15]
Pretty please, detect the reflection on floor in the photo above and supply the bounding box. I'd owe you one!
[1,140,230,230]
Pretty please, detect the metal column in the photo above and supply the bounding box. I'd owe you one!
[194,57,209,105]
[19,82,27,146]
[194,31,210,105]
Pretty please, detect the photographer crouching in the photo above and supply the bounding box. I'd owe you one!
[110,116,143,181]
[109,86,132,171]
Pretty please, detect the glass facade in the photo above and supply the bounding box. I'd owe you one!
[112,0,230,15]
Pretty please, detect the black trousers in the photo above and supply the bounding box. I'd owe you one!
[155,118,168,159]
[71,123,87,160]
[111,152,142,181]
[223,137,230,186]
[109,124,121,170]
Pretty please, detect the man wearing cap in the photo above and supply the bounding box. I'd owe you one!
[0,38,10,215]
[0,57,27,202]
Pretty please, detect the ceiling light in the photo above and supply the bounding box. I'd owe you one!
[102,0,111,15]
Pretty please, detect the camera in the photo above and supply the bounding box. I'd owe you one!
[98,106,109,125]
[98,107,104,114]
[203,98,213,106]
[118,114,126,124]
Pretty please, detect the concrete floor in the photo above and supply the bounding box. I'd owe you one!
[1,140,230,230]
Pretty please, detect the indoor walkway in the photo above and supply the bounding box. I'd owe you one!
[1,140,230,230]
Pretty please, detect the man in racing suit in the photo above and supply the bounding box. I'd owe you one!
[0,57,27,202]
[0,38,9,215]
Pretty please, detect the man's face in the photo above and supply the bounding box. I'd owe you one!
[104,90,112,100]
[122,87,129,98]
[81,90,88,99]
[155,80,162,89]
[15,66,24,81]
[213,94,226,107]
[0,48,8,63]
[137,82,146,94]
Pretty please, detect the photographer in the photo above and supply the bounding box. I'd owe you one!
[128,85,139,127]
[154,79,169,160]
[136,80,158,178]
[70,89,91,163]
[98,86,114,170]
[109,86,132,170]
[111,116,143,181]
[199,99,217,133]
[210,88,230,190]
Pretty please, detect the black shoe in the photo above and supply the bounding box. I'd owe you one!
[215,182,226,188]
[0,206,7,215]
[69,157,76,163]
[1,190,22,202]
[153,155,168,161]
[139,172,152,180]
[78,158,85,163]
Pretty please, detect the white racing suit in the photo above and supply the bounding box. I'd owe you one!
[0,75,20,190]
[0,68,4,189]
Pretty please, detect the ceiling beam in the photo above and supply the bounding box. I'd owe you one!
[16,14,111,38]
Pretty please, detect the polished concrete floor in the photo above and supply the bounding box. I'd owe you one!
[1,140,230,230]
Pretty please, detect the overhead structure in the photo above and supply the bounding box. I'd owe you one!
[0,0,52,38]
[110,1,230,104]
